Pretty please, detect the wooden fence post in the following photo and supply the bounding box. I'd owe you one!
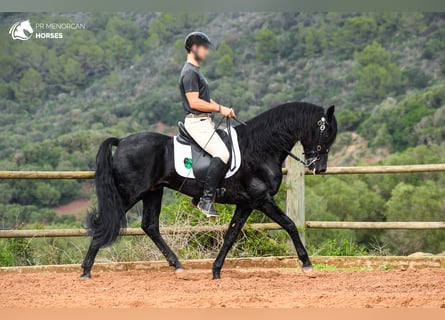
[285,142,306,245]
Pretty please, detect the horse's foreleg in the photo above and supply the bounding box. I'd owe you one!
[212,205,252,280]
[260,198,313,273]
[141,189,183,271]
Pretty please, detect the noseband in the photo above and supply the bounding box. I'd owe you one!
[285,116,328,172]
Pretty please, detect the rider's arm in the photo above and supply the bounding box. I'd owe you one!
[186,93,235,117]
[182,70,235,117]
[185,92,219,113]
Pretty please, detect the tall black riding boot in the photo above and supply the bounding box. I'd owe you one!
[197,157,227,218]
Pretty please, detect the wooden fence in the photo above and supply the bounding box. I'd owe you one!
[2,163,445,179]
[1,221,445,239]
[0,151,444,239]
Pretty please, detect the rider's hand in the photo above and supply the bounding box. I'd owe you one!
[220,106,236,118]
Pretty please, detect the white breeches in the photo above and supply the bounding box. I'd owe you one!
[184,117,230,164]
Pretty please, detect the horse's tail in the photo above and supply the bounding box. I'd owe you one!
[86,137,125,248]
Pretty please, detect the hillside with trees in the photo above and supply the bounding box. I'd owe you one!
[0,12,444,264]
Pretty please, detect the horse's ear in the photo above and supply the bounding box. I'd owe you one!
[326,105,335,122]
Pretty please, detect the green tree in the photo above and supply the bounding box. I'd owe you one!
[415,106,445,146]
[0,52,18,82]
[215,43,235,77]
[299,26,327,57]
[102,35,133,66]
[77,45,107,76]
[105,16,139,43]
[355,41,391,67]
[173,39,185,64]
[45,51,64,92]
[255,28,279,63]
[305,176,385,245]
[145,13,176,49]
[364,144,445,200]
[0,183,13,204]
[60,58,85,91]
[354,42,403,101]
[215,54,234,77]
[0,80,14,101]
[21,141,62,168]
[337,109,367,131]
[14,68,45,102]
[355,64,394,101]
[86,12,110,33]
[13,44,48,73]
[334,16,378,56]
[33,183,61,206]
[145,13,207,49]
[383,181,445,254]
[359,86,440,150]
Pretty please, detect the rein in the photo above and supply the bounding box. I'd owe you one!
[284,149,316,167]
[226,117,236,171]
[228,116,247,171]
[232,114,327,171]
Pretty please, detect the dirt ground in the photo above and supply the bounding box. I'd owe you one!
[53,198,91,216]
[0,268,444,308]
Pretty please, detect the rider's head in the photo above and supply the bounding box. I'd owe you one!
[184,32,214,62]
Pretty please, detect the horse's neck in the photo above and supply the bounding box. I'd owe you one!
[239,122,301,164]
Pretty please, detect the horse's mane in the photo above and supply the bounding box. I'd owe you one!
[236,102,325,160]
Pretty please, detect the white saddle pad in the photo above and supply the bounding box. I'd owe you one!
[173,127,241,179]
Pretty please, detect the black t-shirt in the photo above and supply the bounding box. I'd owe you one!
[179,62,211,115]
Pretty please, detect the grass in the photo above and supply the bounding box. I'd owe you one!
[313,264,373,271]
[379,264,393,271]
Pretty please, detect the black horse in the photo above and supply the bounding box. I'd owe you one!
[81,102,337,279]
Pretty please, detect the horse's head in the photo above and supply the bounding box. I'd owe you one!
[302,105,337,174]
[21,20,33,34]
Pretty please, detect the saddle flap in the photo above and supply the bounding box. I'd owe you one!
[173,126,241,181]
[188,129,231,182]
[177,121,192,145]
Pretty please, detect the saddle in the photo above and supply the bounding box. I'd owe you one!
[176,121,233,182]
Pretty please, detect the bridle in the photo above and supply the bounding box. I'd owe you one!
[285,116,329,171]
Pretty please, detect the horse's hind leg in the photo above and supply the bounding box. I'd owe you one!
[81,205,130,278]
[141,188,183,271]
[80,241,100,278]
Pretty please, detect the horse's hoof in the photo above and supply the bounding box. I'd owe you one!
[174,268,189,279]
[212,271,221,280]
[302,266,317,278]
[80,273,91,279]
[174,267,184,274]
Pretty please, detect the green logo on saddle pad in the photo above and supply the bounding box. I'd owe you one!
[184,158,192,169]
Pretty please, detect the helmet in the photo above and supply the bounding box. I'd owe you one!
[184,32,214,51]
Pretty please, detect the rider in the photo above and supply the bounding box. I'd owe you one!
[179,31,236,218]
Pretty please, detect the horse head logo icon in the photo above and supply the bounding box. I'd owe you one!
[9,20,34,40]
